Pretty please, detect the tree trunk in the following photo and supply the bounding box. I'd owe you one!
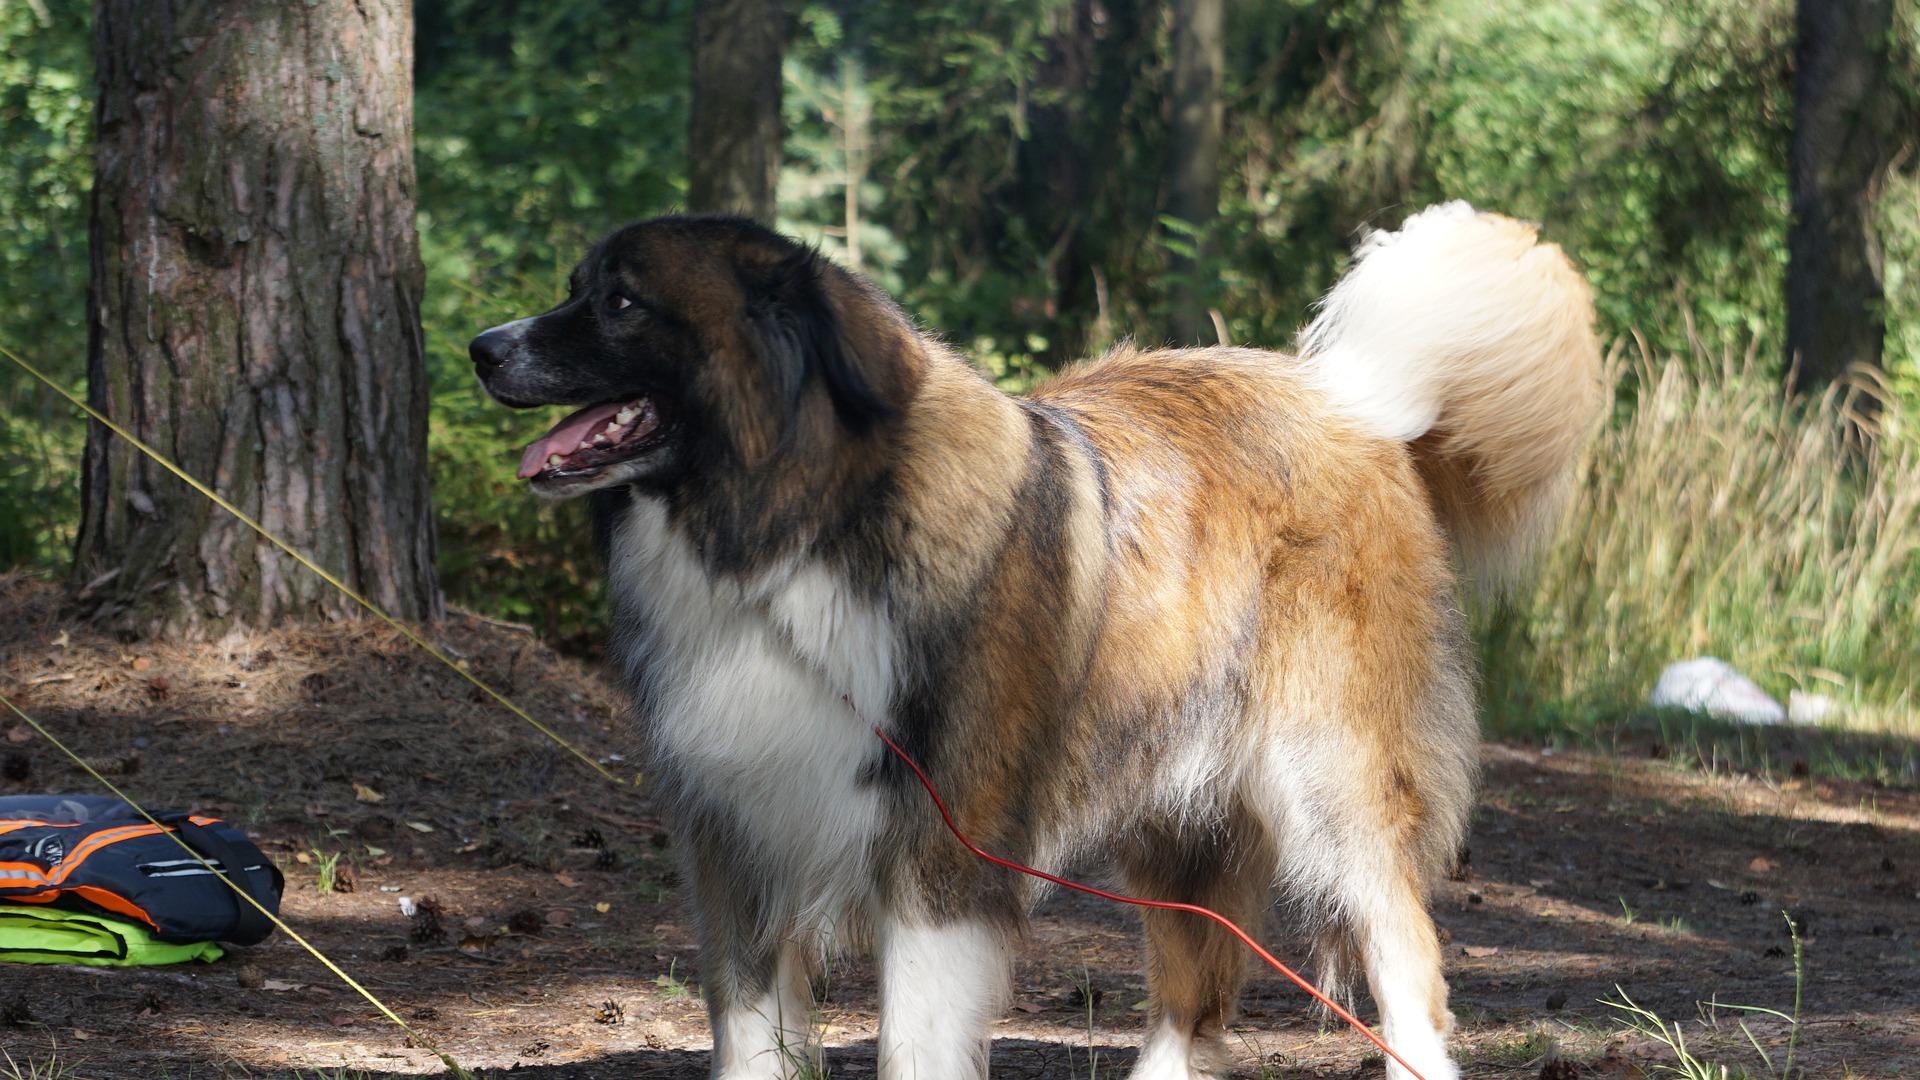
[77,0,440,637]
[1008,0,1152,365]
[1166,0,1224,345]
[688,0,783,221]
[1785,0,1895,396]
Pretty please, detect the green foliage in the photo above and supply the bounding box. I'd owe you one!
[780,52,908,292]
[424,269,610,651]
[414,0,693,647]
[414,0,690,273]
[1884,171,1920,393]
[1213,0,1800,358]
[0,0,88,367]
[0,0,1915,708]
[1414,0,1793,357]
[0,0,89,569]
[819,0,1173,361]
[1216,0,1419,343]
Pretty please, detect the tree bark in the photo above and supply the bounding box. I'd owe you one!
[1166,0,1225,345]
[1785,0,1896,396]
[77,0,440,637]
[688,0,783,221]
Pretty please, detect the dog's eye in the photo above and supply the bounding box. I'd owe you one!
[607,295,633,312]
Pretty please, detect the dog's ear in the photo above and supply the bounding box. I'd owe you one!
[741,247,923,441]
[724,286,807,468]
[812,262,924,424]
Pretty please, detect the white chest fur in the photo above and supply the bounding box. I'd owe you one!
[606,498,895,929]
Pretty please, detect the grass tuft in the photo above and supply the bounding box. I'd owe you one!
[310,848,345,894]
[0,1051,76,1080]
[1603,914,1806,1079]
[1481,335,1920,741]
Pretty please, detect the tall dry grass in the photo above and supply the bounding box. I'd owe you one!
[1478,335,1920,737]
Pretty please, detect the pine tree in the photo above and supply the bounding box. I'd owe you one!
[77,0,440,635]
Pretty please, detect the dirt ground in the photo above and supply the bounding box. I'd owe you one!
[1,574,1917,1079]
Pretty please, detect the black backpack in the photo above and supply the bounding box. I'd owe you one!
[0,795,284,945]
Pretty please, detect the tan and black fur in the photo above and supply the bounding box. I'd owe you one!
[471,202,1603,1080]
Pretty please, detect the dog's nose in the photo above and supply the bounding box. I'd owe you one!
[470,327,512,379]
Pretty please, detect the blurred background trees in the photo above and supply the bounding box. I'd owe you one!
[1,0,1916,720]
[1165,0,1226,344]
[0,0,90,569]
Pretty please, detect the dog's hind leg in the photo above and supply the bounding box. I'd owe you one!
[875,914,1011,1080]
[1317,866,1457,1080]
[1238,511,1476,1080]
[1120,809,1276,1080]
[1250,696,1473,1080]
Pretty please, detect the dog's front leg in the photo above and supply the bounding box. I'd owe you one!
[876,913,1011,1080]
[702,933,818,1079]
[688,855,819,1080]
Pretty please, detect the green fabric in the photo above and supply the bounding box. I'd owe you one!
[0,904,223,967]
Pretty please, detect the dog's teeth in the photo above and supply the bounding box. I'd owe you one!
[615,408,637,425]
[592,434,610,445]
[546,454,564,467]
[605,421,622,434]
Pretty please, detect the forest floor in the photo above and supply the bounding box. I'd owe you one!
[1,573,1917,1079]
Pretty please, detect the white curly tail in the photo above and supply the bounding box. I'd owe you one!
[1299,201,1605,590]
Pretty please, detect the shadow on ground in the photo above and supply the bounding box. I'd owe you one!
[3,577,1919,1078]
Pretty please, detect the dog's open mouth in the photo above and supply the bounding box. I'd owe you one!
[517,396,665,481]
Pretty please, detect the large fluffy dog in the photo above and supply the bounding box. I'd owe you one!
[470,203,1602,1080]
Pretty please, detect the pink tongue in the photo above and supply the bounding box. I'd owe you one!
[517,401,630,479]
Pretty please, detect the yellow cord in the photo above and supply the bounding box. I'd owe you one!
[0,342,633,788]
[0,691,476,1079]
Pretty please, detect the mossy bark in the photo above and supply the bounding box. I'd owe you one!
[76,0,440,637]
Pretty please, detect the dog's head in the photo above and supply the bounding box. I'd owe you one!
[470,216,923,498]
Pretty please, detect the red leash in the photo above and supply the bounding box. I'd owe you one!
[872,725,1431,1080]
